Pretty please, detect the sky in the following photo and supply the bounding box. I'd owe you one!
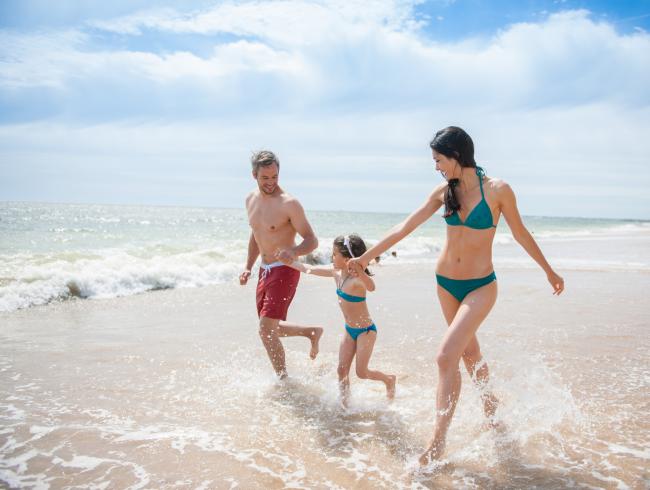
[1,0,649,219]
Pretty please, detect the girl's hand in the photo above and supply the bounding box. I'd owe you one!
[347,257,367,275]
[547,270,564,295]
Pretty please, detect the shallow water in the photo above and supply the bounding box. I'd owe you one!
[1,265,648,489]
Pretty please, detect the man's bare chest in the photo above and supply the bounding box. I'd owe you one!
[248,202,291,234]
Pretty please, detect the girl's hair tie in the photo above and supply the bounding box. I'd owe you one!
[343,236,355,258]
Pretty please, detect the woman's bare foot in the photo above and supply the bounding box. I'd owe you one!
[309,327,323,360]
[419,439,445,466]
[386,375,397,401]
[488,419,507,435]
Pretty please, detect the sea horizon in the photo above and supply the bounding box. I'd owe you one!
[2,201,649,313]
[2,199,649,222]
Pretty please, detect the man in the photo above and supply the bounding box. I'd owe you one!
[240,150,323,378]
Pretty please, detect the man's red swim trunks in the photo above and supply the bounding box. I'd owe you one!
[256,263,300,321]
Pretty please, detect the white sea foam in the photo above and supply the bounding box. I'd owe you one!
[2,202,648,312]
[0,249,242,312]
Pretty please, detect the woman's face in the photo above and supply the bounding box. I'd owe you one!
[432,150,458,180]
[331,247,347,270]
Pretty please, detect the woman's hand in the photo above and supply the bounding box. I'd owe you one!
[547,270,564,295]
[347,257,367,276]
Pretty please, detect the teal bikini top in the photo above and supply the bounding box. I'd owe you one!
[336,275,366,302]
[336,289,366,302]
[444,167,496,230]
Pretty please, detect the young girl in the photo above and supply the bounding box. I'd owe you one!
[280,234,396,407]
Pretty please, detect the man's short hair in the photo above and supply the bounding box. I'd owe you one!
[251,150,280,174]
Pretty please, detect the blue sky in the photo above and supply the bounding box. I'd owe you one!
[1,0,649,219]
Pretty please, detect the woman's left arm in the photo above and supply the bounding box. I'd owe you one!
[498,182,565,295]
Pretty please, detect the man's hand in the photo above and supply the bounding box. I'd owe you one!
[275,248,296,265]
[239,270,252,285]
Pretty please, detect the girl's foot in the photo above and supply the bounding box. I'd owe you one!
[309,328,323,360]
[419,440,444,466]
[386,375,397,401]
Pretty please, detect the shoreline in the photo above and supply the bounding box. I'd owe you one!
[1,261,649,488]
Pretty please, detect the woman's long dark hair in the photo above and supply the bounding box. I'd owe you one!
[333,234,373,276]
[430,126,477,217]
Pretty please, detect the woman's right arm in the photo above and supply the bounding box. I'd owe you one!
[352,184,445,269]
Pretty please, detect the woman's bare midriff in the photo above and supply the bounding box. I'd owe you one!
[435,225,497,279]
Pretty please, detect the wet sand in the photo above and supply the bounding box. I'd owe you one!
[1,262,649,489]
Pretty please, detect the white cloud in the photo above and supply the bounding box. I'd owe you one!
[1,3,649,218]
[89,1,425,43]
[2,7,647,111]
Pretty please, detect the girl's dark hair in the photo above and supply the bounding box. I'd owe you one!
[429,126,477,218]
[333,234,373,276]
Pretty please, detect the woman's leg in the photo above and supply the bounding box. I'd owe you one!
[420,281,498,465]
[337,333,357,407]
[437,286,499,420]
[355,331,396,399]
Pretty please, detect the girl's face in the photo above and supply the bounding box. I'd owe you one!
[331,246,348,270]
[432,150,458,180]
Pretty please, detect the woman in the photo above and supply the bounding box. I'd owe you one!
[348,126,564,465]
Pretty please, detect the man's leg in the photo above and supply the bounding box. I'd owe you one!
[278,321,323,359]
[259,316,287,378]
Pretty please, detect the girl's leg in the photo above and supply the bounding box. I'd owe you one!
[437,287,499,420]
[337,333,357,407]
[420,281,498,465]
[355,331,397,400]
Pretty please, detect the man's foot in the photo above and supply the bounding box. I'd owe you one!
[309,327,323,360]
[386,375,397,401]
[418,440,444,466]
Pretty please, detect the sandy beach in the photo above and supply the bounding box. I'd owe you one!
[3,0,650,487]
[2,251,649,488]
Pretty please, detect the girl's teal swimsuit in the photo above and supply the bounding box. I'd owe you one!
[437,167,497,302]
[336,277,377,341]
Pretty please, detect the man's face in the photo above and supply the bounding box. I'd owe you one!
[254,163,279,195]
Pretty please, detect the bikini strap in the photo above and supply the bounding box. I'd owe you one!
[338,274,349,290]
[476,166,485,198]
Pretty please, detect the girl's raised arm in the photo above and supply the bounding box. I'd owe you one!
[356,269,375,292]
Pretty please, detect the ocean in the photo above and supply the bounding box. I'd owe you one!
[1,201,649,313]
[1,202,649,488]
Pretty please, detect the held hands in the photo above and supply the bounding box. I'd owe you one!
[239,270,251,286]
[547,270,564,295]
[275,248,296,265]
[347,257,367,277]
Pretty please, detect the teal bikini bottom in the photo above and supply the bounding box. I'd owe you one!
[436,272,497,302]
[345,323,377,341]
